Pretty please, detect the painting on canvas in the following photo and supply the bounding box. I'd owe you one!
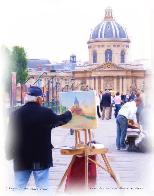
[59,91,97,129]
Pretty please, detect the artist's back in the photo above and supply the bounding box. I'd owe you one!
[6,102,72,171]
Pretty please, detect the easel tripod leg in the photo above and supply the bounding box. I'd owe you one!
[101,154,122,188]
[85,153,89,190]
[88,129,92,142]
[88,157,107,172]
[56,155,76,192]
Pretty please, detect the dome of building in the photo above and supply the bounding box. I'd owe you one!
[90,7,129,42]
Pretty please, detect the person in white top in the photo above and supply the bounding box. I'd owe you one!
[116,97,142,150]
[114,92,122,118]
[118,101,137,121]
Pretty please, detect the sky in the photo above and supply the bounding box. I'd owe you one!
[0,1,154,191]
[0,0,153,63]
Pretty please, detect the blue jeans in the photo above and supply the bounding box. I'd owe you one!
[116,115,128,148]
[14,168,49,190]
[114,104,121,118]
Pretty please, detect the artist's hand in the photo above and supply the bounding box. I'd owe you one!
[69,106,82,115]
[69,106,76,113]
[74,107,83,115]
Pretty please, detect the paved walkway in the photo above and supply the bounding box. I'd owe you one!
[28,118,153,192]
[5,117,153,194]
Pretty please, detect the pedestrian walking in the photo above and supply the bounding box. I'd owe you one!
[136,93,144,123]
[96,93,101,118]
[100,90,111,120]
[129,92,136,101]
[114,92,122,118]
[109,93,114,119]
[125,93,130,103]
[121,93,126,105]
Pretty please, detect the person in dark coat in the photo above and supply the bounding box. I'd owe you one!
[121,93,126,105]
[100,90,111,120]
[5,86,77,190]
[129,92,136,101]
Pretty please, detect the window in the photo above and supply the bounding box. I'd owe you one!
[121,50,125,63]
[93,50,97,63]
[105,49,112,62]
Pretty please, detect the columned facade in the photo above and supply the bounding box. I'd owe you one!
[72,62,146,94]
[72,7,146,94]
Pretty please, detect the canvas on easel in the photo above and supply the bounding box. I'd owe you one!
[57,91,122,192]
[59,90,97,129]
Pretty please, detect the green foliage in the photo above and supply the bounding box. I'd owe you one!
[1,46,12,91]
[2,45,28,92]
[60,105,67,113]
[11,46,28,84]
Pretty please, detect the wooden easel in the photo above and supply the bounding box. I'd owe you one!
[56,129,122,192]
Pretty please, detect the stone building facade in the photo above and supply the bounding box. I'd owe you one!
[27,7,147,99]
[72,7,146,94]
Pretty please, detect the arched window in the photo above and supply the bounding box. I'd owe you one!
[105,49,112,62]
[93,50,97,63]
[121,50,125,63]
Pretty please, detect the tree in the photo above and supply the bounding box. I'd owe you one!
[11,46,28,84]
[1,46,28,92]
[1,45,12,91]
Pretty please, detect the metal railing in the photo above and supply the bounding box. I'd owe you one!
[7,101,60,115]
[43,101,60,114]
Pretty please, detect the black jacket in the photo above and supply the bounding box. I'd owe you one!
[100,93,111,107]
[6,102,72,171]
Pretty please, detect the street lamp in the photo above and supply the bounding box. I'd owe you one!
[70,78,75,91]
[49,70,56,100]
[55,80,60,113]
[46,79,50,106]
[51,77,54,100]
[33,72,47,85]
[39,70,57,109]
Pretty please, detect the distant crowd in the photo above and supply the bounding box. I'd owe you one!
[96,90,144,123]
[96,89,147,151]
